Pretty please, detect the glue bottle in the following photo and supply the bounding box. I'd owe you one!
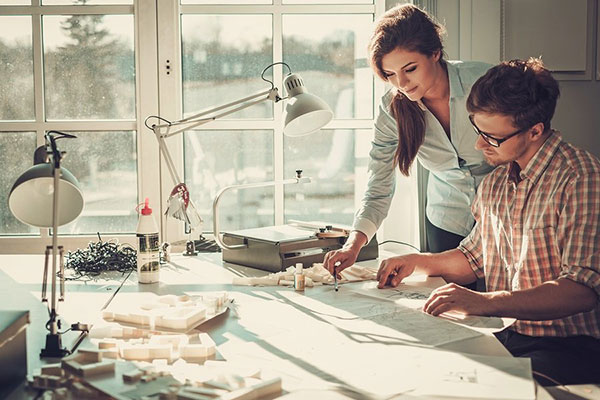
[294,263,305,291]
[136,198,160,283]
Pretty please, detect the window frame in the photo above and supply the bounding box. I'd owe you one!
[158,0,383,244]
[0,0,156,252]
[1,0,420,254]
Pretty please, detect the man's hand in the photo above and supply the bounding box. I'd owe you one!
[376,254,421,288]
[423,283,494,316]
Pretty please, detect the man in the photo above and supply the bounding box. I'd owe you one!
[376,58,600,386]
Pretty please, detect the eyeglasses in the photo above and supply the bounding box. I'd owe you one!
[469,115,528,147]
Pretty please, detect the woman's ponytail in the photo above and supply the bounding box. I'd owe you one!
[390,93,426,176]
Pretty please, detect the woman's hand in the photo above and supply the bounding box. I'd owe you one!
[323,247,360,278]
[323,231,368,277]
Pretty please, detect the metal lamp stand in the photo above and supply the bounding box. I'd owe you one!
[40,140,69,358]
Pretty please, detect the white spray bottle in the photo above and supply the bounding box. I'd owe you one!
[136,198,160,283]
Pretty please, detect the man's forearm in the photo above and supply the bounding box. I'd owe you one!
[488,278,598,320]
[416,249,477,285]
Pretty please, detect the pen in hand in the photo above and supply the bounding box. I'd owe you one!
[334,263,339,292]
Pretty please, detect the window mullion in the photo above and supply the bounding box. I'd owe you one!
[135,0,161,238]
[32,8,46,238]
[156,0,185,244]
[273,6,284,225]
[32,11,44,140]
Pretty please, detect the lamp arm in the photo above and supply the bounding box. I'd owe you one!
[212,174,311,250]
[153,126,184,186]
[154,88,278,139]
[150,86,280,194]
[179,87,276,123]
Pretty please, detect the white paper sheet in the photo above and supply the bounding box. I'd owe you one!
[219,334,535,400]
[276,286,483,347]
[351,281,515,334]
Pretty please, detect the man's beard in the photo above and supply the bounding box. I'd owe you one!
[483,146,525,167]
[483,153,506,166]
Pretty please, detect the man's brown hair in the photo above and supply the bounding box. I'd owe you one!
[467,58,560,132]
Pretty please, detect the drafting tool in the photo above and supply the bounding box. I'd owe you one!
[334,267,339,292]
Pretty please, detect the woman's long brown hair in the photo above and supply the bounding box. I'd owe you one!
[368,4,446,176]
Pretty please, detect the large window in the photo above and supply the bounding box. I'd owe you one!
[42,14,135,120]
[281,13,373,225]
[0,1,136,239]
[177,2,376,235]
[1,1,404,252]
[0,16,34,120]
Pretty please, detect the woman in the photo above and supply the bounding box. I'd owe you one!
[324,4,493,277]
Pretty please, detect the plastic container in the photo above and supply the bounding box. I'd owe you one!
[294,263,305,291]
[136,198,160,283]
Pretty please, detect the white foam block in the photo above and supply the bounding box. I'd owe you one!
[150,334,189,348]
[122,369,143,383]
[79,360,115,377]
[198,333,216,355]
[157,294,178,305]
[40,364,63,377]
[102,310,115,320]
[231,277,253,286]
[101,348,118,359]
[149,344,173,360]
[98,340,118,349]
[180,343,209,358]
[77,348,103,363]
[141,301,170,310]
[156,307,206,330]
[120,345,150,360]
[252,276,279,286]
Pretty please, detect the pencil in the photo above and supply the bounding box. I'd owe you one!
[334,267,339,292]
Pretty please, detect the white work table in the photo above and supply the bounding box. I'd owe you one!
[0,252,585,399]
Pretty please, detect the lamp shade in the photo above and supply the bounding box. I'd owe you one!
[282,73,333,137]
[8,163,84,228]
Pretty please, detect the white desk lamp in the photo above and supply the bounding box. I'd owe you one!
[146,62,333,247]
[8,131,84,358]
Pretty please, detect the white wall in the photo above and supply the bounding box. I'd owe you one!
[438,0,600,158]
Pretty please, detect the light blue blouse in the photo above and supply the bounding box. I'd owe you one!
[353,60,494,241]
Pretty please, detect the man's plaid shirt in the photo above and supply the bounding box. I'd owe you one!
[459,131,600,338]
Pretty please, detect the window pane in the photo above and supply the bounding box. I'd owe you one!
[0,16,34,121]
[0,131,38,235]
[283,14,373,119]
[284,0,372,3]
[181,15,273,119]
[284,129,372,225]
[184,130,274,232]
[43,15,135,120]
[42,0,133,4]
[182,0,270,3]
[58,131,137,234]
[0,1,30,4]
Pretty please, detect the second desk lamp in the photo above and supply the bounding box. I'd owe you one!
[146,62,333,252]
